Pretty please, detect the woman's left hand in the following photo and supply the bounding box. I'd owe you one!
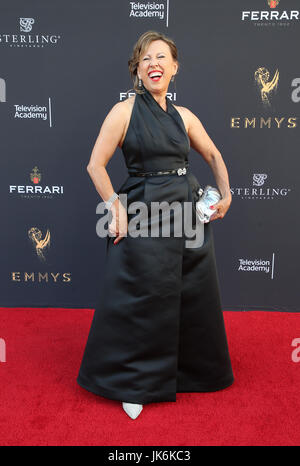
[209,195,232,221]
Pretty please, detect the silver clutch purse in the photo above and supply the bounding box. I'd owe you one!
[195,185,222,223]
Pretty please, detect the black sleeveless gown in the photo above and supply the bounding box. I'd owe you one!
[77,85,234,404]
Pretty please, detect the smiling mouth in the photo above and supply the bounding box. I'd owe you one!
[148,71,163,82]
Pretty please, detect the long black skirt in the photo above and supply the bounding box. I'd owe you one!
[77,174,234,404]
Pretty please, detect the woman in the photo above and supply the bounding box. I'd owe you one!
[77,30,234,420]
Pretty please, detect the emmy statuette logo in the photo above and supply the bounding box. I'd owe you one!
[254,67,279,107]
[28,227,51,262]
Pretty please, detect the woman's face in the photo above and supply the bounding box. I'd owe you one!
[137,39,178,94]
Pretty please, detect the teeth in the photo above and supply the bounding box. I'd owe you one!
[149,72,162,78]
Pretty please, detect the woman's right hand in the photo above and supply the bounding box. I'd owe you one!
[108,199,128,245]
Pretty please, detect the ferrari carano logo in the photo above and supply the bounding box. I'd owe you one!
[30,166,41,184]
[254,67,279,107]
[268,0,280,8]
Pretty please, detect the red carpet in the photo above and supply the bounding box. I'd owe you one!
[0,307,299,446]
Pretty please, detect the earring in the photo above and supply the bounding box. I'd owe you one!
[138,77,142,88]
[170,74,177,93]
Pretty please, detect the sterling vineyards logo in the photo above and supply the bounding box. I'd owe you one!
[129,1,169,27]
[230,173,291,200]
[0,17,62,47]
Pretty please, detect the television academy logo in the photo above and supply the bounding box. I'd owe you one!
[14,103,50,122]
[230,173,291,200]
[241,0,299,25]
[9,166,64,199]
[0,18,61,47]
[238,253,275,278]
[0,79,54,125]
[129,1,169,27]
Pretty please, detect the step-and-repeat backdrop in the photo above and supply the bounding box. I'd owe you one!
[0,0,299,311]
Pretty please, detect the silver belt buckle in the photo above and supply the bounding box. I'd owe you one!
[177,167,187,176]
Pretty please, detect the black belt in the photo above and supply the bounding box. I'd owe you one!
[128,165,189,177]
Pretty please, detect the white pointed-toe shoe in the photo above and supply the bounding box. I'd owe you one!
[122,402,143,419]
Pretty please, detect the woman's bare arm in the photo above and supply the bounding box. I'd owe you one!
[175,106,232,221]
[87,101,128,205]
[87,100,131,243]
[178,106,232,201]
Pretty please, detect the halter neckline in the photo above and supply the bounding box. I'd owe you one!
[141,84,170,114]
